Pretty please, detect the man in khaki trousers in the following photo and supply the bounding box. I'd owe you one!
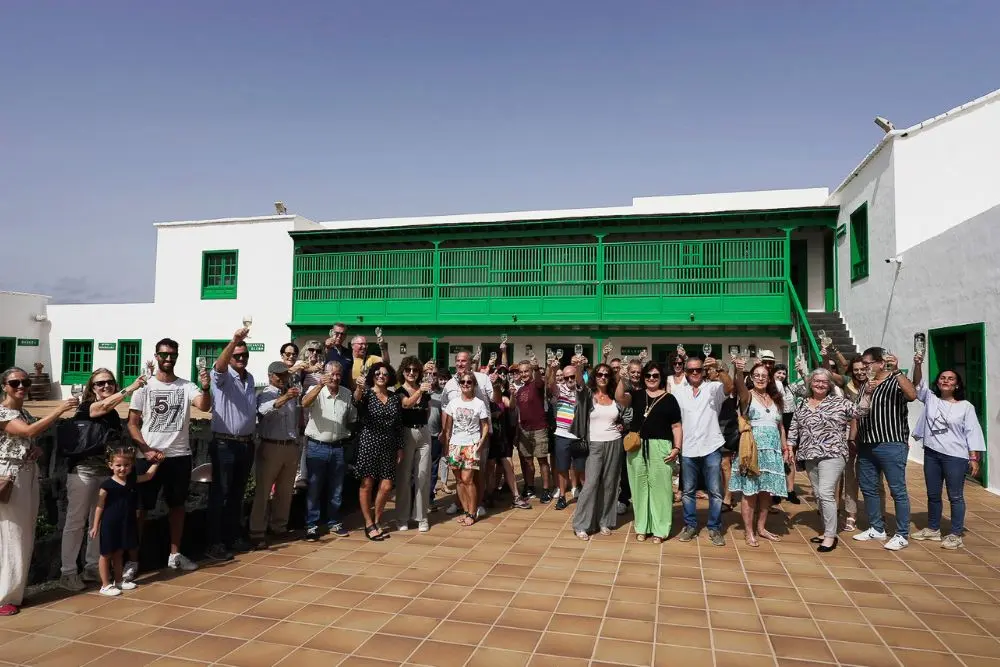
[250,362,302,549]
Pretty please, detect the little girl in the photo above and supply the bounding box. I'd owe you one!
[89,446,158,596]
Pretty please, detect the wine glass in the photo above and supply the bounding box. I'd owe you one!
[574,344,583,358]
[70,384,84,399]
[500,333,508,345]
[545,348,554,362]
[242,314,253,338]
[489,351,498,365]
[638,349,648,364]
[555,349,564,361]
[603,340,614,357]
[196,356,207,372]
[702,343,713,357]
[145,359,156,379]
[676,344,686,357]
[374,326,384,344]
[914,333,926,356]
[472,346,482,363]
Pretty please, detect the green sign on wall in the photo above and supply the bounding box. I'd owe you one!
[621,346,646,356]
[16,338,39,347]
[247,343,265,352]
[98,342,117,351]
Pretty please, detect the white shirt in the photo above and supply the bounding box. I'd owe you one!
[442,371,494,432]
[914,382,986,460]
[304,386,357,443]
[131,377,203,458]
[672,380,727,458]
[444,396,489,446]
[589,399,621,442]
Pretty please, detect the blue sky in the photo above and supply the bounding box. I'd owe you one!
[2,1,998,303]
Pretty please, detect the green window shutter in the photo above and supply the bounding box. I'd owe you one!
[850,204,869,282]
[62,340,94,384]
[201,250,239,299]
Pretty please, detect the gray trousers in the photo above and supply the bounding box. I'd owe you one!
[572,439,623,534]
[806,456,847,538]
[396,425,432,523]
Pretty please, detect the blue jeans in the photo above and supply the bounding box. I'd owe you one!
[858,442,910,537]
[305,439,347,529]
[681,448,723,532]
[923,447,968,535]
[208,437,254,547]
[430,436,442,504]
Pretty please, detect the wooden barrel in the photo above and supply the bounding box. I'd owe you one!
[28,373,51,400]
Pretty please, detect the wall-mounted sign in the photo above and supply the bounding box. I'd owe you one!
[247,343,265,352]
[621,346,646,356]
[16,338,39,347]
[449,345,473,354]
[98,342,117,351]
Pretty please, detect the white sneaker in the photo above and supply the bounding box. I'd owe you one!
[568,488,575,500]
[418,520,430,533]
[167,552,198,571]
[397,522,409,532]
[100,584,121,597]
[118,580,137,591]
[884,535,909,551]
[445,502,460,515]
[122,561,139,584]
[852,528,887,542]
[911,527,942,542]
[552,489,562,499]
[616,501,627,515]
[941,534,964,550]
[476,506,487,519]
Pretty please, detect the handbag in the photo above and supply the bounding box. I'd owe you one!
[623,393,668,453]
[569,439,589,459]
[737,403,760,478]
[57,418,113,466]
[718,398,740,454]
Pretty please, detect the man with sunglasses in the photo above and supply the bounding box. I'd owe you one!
[324,323,353,386]
[129,338,212,572]
[204,328,257,560]
[672,354,734,546]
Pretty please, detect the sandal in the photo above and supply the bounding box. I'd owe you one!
[746,535,759,547]
[599,527,612,536]
[575,531,590,541]
[461,512,476,526]
[759,530,782,542]
[364,525,384,541]
[721,503,733,513]
[651,536,664,545]
[844,517,857,531]
[636,534,647,542]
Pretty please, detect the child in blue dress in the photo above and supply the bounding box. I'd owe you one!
[89,446,158,596]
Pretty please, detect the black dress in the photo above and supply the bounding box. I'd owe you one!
[353,389,403,481]
[99,472,139,555]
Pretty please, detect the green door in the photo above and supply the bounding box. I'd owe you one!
[417,341,450,367]
[117,340,142,394]
[0,338,15,371]
[929,324,987,486]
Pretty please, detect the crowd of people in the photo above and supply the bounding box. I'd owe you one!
[0,323,986,616]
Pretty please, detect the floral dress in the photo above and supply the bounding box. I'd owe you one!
[729,395,787,497]
[0,406,36,478]
[353,389,403,481]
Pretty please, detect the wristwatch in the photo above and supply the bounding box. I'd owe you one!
[119,389,128,397]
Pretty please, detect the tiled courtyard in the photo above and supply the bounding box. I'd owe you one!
[4,464,1000,667]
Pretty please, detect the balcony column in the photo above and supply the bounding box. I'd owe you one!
[595,233,606,321]
[432,240,441,321]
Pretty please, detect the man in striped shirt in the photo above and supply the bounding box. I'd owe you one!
[852,347,918,551]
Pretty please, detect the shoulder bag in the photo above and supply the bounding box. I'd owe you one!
[736,401,760,477]
[623,392,667,453]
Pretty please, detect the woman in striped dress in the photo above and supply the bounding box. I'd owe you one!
[729,359,793,547]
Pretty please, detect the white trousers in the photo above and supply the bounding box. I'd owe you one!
[61,468,104,575]
[0,462,39,606]
[396,426,432,523]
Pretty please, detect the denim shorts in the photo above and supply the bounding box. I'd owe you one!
[554,435,586,473]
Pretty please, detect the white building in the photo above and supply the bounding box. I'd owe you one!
[0,291,52,372]
[25,88,1000,492]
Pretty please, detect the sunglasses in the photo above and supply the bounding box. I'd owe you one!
[232,353,249,360]
[93,380,117,389]
[404,368,421,374]
[281,351,296,358]
[685,368,704,375]
[459,380,475,386]
[5,379,31,389]
[644,373,660,379]
[595,372,610,378]
[306,348,320,353]
[751,375,770,381]
[156,352,178,360]
[374,371,390,378]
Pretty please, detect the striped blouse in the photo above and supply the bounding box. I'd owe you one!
[788,395,867,460]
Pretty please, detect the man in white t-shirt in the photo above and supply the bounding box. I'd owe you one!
[128,337,212,573]
[671,355,734,547]
[440,350,494,517]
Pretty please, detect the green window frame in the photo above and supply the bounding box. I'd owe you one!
[191,339,229,380]
[62,339,94,385]
[201,250,239,299]
[849,203,869,282]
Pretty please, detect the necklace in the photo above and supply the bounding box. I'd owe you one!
[752,390,773,413]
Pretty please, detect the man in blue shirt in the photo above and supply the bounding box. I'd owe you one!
[324,322,354,387]
[206,327,257,561]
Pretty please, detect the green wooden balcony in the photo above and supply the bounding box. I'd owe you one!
[291,237,791,327]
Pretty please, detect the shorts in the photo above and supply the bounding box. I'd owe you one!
[448,442,482,471]
[554,435,586,474]
[489,434,514,461]
[136,455,192,510]
[517,429,549,459]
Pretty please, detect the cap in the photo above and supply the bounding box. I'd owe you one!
[759,349,776,361]
[268,361,291,375]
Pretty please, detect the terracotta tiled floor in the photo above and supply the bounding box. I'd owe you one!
[6,462,1000,666]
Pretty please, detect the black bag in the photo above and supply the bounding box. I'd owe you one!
[57,419,113,465]
[569,439,590,459]
[718,397,741,453]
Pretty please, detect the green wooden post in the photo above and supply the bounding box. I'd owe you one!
[595,234,606,320]
[432,240,441,321]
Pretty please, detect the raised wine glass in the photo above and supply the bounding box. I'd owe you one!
[489,351,498,366]
[702,343,713,357]
[574,344,583,358]
[145,359,156,379]
[500,333,508,345]
[555,349,564,362]
[375,327,384,344]
[70,384,84,399]
[676,344,686,357]
[914,333,926,356]
[603,340,614,357]
[242,314,252,338]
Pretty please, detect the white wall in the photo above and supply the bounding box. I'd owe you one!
[804,230,826,311]
[0,292,52,371]
[48,217,308,396]
[893,98,1000,254]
